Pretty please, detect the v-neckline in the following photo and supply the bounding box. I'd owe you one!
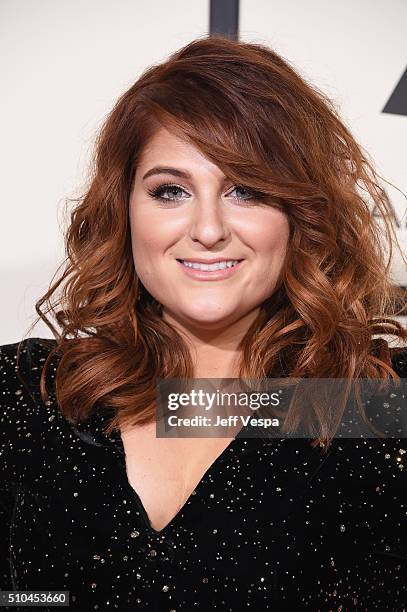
[115,429,240,535]
[74,406,276,535]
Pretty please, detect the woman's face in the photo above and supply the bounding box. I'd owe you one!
[129,127,290,331]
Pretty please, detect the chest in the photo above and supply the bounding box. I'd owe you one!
[120,424,233,532]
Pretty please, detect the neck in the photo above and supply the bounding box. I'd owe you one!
[161,307,262,378]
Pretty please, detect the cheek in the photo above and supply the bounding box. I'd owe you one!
[243,211,290,256]
[130,197,184,247]
[271,219,290,256]
[129,205,163,258]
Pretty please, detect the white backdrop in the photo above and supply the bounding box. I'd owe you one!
[241,0,407,288]
[1,0,406,344]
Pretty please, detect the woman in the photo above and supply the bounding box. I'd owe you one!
[1,35,407,611]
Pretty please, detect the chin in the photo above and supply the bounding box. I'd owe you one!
[178,307,241,327]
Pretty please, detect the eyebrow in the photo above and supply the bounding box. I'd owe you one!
[142,166,227,182]
[142,166,193,181]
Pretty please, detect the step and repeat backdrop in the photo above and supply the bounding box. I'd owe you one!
[238,0,407,290]
[1,0,406,342]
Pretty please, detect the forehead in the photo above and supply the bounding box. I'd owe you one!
[137,126,225,179]
[139,127,198,160]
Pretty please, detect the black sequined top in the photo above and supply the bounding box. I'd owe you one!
[1,337,407,611]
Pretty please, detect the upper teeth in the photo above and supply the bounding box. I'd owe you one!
[181,260,240,271]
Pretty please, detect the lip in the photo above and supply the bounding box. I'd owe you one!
[176,259,245,281]
[177,257,244,264]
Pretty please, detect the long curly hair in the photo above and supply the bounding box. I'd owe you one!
[21,35,407,451]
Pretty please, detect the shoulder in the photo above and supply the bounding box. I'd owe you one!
[304,348,407,551]
[311,436,407,561]
[0,336,58,387]
[0,335,58,411]
[0,337,59,460]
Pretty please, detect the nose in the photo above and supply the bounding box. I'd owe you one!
[187,196,230,247]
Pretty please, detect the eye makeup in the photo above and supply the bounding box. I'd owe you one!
[147,182,265,205]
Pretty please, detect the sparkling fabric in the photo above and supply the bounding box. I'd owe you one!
[1,337,407,611]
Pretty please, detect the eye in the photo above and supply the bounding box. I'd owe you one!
[147,183,190,203]
[147,182,263,206]
[227,185,259,203]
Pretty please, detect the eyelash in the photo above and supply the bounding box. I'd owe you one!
[147,183,262,206]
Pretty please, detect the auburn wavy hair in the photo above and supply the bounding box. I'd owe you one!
[21,35,407,452]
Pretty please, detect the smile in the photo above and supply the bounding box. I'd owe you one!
[176,259,245,280]
[179,259,241,271]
